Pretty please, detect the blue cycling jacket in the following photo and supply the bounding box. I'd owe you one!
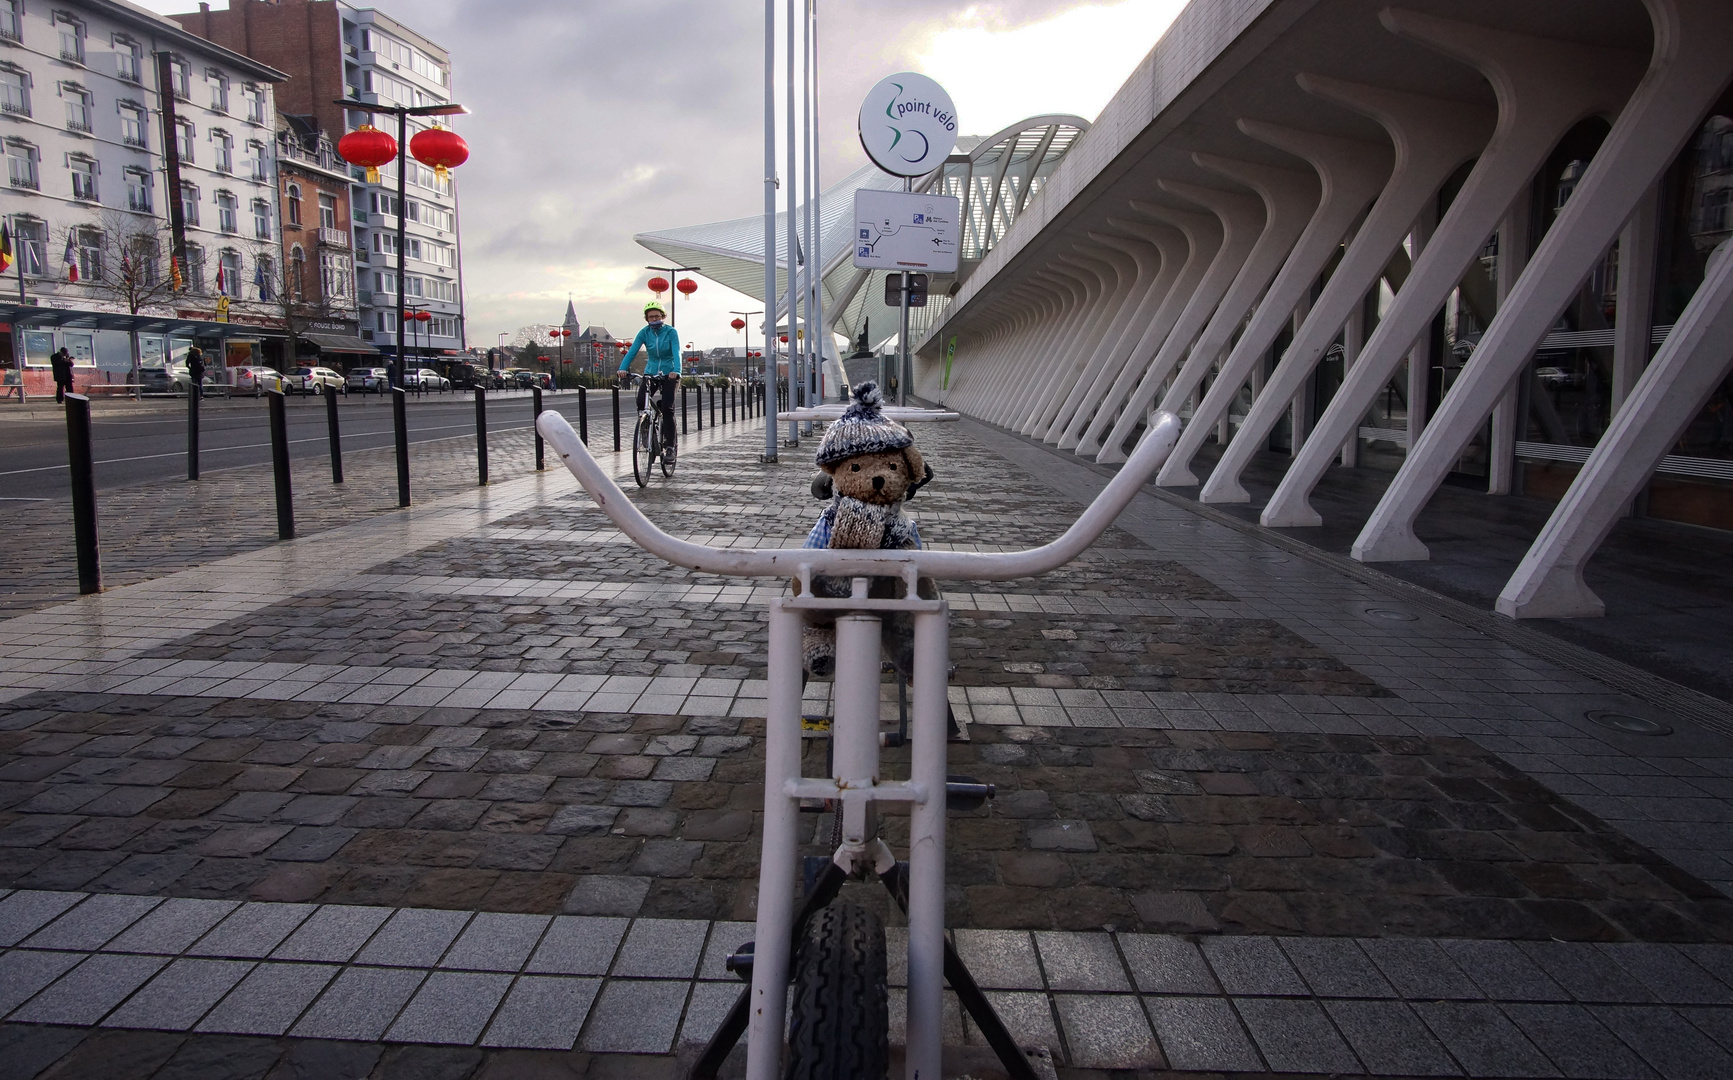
[618,323,682,376]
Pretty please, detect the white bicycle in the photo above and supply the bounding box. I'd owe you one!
[536,408,1181,1080]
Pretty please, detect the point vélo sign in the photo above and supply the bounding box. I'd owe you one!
[857,72,957,178]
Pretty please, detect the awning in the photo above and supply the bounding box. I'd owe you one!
[301,332,380,355]
[0,303,282,339]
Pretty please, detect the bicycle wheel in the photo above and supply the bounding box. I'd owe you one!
[632,414,652,488]
[660,417,676,477]
[785,902,888,1080]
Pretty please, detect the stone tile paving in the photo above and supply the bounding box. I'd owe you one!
[1,419,1732,1076]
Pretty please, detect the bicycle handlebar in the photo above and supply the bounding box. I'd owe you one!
[534,410,1180,581]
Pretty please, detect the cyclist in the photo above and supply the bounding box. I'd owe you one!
[617,300,682,456]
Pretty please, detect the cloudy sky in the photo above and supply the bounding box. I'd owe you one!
[143,0,1187,349]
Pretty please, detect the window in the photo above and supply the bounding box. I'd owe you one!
[63,84,92,133]
[213,130,233,174]
[424,241,452,268]
[256,254,273,298]
[0,68,29,116]
[207,70,229,114]
[125,167,151,212]
[215,190,237,233]
[252,198,270,239]
[116,38,143,83]
[10,218,44,274]
[119,102,147,148]
[184,244,205,292]
[425,277,457,303]
[6,140,38,190]
[319,250,337,297]
[318,192,337,230]
[175,120,195,163]
[125,237,159,285]
[428,316,456,338]
[69,156,96,201]
[246,140,266,180]
[0,0,19,43]
[218,249,241,297]
[290,246,305,299]
[286,182,302,225]
[75,228,102,282]
[370,191,399,218]
[55,15,84,64]
[243,85,265,124]
[169,57,190,100]
[179,182,199,225]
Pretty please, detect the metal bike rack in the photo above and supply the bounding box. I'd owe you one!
[535,409,1180,1080]
[778,404,961,423]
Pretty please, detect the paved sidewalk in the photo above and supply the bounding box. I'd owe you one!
[0,414,1730,1077]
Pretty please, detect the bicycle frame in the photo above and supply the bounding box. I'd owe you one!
[535,408,1180,1080]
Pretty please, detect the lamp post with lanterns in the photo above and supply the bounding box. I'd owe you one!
[645,264,700,327]
[730,309,762,387]
[336,95,468,508]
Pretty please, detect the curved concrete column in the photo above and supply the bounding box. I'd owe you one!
[1041,227,1166,443]
[1261,10,1647,530]
[1201,77,1493,503]
[1075,203,1223,457]
[1056,218,1188,450]
[1020,247,1126,434]
[1027,239,1144,438]
[1354,0,1733,561]
[974,272,1070,421]
[1498,240,1733,617]
[1159,122,1392,487]
[1096,181,1266,463]
[995,265,1091,425]
[1148,153,1322,476]
[952,289,1040,414]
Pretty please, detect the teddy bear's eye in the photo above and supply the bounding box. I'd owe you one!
[851,463,860,472]
[889,463,898,471]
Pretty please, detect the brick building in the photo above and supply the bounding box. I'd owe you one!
[272,114,373,368]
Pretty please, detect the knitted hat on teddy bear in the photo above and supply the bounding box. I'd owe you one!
[815,382,912,467]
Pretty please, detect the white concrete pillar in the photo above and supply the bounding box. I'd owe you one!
[1046,224,1168,444]
[1487,195,1532,494]
[1405,204,1437,451]
[1340,294,1367,467]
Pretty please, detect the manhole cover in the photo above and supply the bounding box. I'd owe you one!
[1585,710,1673,736]
[1365,608,1419,622]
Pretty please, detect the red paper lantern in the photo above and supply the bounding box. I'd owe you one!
[730,318,746,331]
[560,328,571,337]
[338,123,396,183]
[779,335,788,344]
[414,310,431,322]
[409,124,468,181]
[550,329,561,339]
[646,276,669,295]
[676,278,697,296]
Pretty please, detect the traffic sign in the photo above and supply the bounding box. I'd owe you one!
[885,273,928,308]
[853,189,960,273]
[858,73,957,178]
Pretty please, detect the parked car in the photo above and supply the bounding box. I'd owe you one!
[1536,365,1583,388]
[501,368,542,389]
[403,367,451,392]
[291,366,346,395]
[140,363,220,396]
[347,367,390,394]
[452,364,504,390]
[231,366,288,394]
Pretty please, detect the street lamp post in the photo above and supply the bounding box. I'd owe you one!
[730,310,762,393]
[645,264,700,327]
[335,95,467,507]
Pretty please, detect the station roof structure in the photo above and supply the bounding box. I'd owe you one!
[634,114,1089,352]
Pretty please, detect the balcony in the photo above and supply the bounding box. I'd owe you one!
[66,119,91,135]
[1,100,28,117]
[0,24,19,44]
[318,227,349,248]
[9,174,38,191]
[58,48,83,65]
[122,135,147,149]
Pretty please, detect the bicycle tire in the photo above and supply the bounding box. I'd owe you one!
[785,902,888,1080]
[632,414,652,488]
[660,417,675,477]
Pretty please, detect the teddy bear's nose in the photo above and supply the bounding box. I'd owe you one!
[873,475,885,491]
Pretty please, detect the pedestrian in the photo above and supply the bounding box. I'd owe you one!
[185,347,206,400]
[50,348,74,404]
[2,367,22,401]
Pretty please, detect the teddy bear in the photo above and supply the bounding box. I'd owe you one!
[798,382,935,680]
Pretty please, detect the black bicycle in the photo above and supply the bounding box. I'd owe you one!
[629,373,678,487]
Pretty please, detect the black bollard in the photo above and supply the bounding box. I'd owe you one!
[475,385,488,486]
[186,382,200,481]
[64,394,100,594]
[710,383,717,428]
[681,384,689,435]
[532,385,545,470]
[393,386,410,507]
[577,385,588,445]
[695,382,702,432]
[611,383,621,452]
[267,389,294,540]
[325,388,343,484]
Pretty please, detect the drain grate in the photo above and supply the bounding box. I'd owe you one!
[1586,709,1673,736]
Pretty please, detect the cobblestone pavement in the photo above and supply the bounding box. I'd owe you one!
[0,415,1730,1077]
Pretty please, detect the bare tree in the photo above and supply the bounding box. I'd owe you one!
[61,211,182,390]
[239,239,352,370]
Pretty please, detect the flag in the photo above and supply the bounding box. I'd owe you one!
[254,261,269,302]
[215,259,225,296]
[63,233,77,283]
[0,223,11,275]
[171,259,184,291]
[121,253,133,287]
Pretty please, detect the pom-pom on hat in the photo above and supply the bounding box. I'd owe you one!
[815,382,913,467]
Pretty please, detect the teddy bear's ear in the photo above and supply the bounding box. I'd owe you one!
[811,472,834,500]
[903,443,925,481]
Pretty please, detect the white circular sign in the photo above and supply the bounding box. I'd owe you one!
[858,72,958,178]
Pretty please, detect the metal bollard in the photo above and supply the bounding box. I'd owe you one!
[475,385,488,486]
[695,382,703,432]
[710,383,717,428]
[612,383,621,452]
[325,388,343,484]
[267,389,294,540]
[577,385,588,445]
[393,387,410,507]
[64,394,100,594]
[187,382,200,481]
[681,384,689,435]
[532,385,545,470]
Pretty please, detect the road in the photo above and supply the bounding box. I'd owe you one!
[0,388,641,500]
